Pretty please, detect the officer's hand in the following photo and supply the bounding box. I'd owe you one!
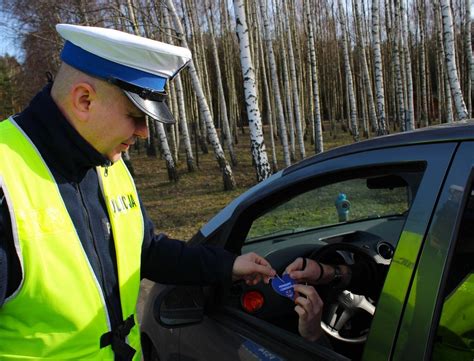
[285,257,322,284]
[232,252,276,285]
[293,284,324,341]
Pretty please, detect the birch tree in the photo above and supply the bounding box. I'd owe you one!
[206,0,237,167]
[338,0,359,141]
[156,119,179,181]
[393,0,407,130]
[417,0,430,127]
[282,0,305,159]
[372,0,388,134]
[306,1,324,153]
[233,0,271,181]
[163,6,196,172]
[440,0,468,120]
[354,0,378,135]
[464,0,474,117]
[400,0,415,130]
[166,0,236,190]
[259,1,291,166]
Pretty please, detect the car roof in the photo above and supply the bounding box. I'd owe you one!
[284,120,474,176]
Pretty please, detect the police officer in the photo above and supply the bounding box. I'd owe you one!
[0,24,275,360]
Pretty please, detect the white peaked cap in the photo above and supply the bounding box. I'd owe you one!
[56,24,191,79]
[55,23,192,123]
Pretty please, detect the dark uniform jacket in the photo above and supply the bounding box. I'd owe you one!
[0,83,236,332]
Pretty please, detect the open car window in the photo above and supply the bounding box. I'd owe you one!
[245,170,422,243]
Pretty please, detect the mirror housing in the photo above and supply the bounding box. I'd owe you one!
[153,286,204,328]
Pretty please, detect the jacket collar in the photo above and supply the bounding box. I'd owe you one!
[14,83,110,181]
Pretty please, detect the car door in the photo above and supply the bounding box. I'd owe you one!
[177,142,457,361]
[381,141,474,361]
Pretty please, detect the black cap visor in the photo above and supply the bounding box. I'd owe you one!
[124,90,175,124]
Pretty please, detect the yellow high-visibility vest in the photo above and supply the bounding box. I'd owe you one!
[0,118,143,360]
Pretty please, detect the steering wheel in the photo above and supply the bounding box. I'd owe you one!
[309,243,378,344]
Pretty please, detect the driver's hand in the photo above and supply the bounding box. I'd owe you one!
[293,284,324,342]
[285,257,321,284]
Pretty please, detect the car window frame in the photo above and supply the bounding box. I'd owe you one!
[214,142,458,360]
[390,141,474,361]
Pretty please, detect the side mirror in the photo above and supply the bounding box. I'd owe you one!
[153,286,204,328]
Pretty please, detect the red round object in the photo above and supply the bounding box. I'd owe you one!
[241,290,264,313]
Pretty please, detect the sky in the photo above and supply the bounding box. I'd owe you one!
[0,11,23,59]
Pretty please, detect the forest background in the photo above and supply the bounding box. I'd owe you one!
[0,0,473,240]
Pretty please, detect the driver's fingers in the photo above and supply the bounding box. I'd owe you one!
[285,257,305,275]
[294,304,307,320]
[294,284,323,316]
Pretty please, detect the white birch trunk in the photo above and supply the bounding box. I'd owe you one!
[233,0,271,181]
[206,0,238,167]
[282,0,305,159]
[393,1,406,131]
[256,9,278,172]
[175,75,196,172]
[338,0,359,141]
[156,119,178,182]
[465,0,474,117]
[417,0,429,127]
[259,1,291,166]
[168,83,179,162]
[440,0,469,120]
[162,7,195,172]
[354,0,378,135]
[401,0,415,130]
[166,0,236,190]
[372,0,388,134]
[306,1,323,153]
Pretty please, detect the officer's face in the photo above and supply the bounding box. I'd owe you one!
[89,84,148,162]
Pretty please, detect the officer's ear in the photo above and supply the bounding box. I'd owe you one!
[69,82,98,122]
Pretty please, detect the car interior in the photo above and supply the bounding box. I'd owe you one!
[222,163,426,360]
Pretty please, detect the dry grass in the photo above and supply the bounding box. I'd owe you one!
[132,122,356,240]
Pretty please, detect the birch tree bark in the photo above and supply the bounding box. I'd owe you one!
[306,1,324,153]
[417,0,430,127]
[259,1,291,166]
[372,0,388,134]
[393,0,407,130]
[166,0,236,190]
[233,0,271,181]
[206,0,238,167]
[162,7,196,172]
[259,40,278,172]
[338,0,359,141]
[400,0,415,130]
[465,0,474,117]
[282,0,305,159]
[440,0,469,120]
[354,0,378,135]
[156,119,179,182]
[279,26,296,162]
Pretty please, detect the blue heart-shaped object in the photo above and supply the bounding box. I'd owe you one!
[271,274,295,300]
